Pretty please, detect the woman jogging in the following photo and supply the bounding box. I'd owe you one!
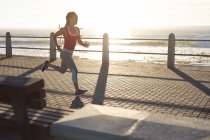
[41,12,89,96]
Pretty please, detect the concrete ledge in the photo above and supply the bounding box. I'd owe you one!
[51,104,210,140]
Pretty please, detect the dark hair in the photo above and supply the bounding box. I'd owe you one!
[65,12,77,27]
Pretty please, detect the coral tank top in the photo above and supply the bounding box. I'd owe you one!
[63,26,79,50]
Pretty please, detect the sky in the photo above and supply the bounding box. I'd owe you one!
[0,0,210,35]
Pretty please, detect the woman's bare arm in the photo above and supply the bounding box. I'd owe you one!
[53,28,64,51]
[77,27,90,48]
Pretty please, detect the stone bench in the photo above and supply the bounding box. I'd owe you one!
[51,104,210,140]
[0,75,45,140]
[0,75,75,140]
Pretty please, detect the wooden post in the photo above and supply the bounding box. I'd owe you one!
[102,33,109,64]
[167,33,175,68]
[6,32,12,57]
[50,32,56,62]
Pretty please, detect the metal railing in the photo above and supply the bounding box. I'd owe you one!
[0,32,210,68]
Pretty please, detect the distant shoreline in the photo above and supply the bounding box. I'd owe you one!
[1,26,210,39]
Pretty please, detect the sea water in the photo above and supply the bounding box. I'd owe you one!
[0,26,210,65]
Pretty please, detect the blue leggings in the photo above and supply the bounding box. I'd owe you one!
[59,49,78,83]
[71,69,77,83]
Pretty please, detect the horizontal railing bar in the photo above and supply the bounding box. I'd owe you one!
[0,47,5,48]
[175,54,210,57]
[109,38,168,41]
[176,39,210,42]
[82,37,102,40]
[109,51,167,55]
[13,47,49,50]
[74,50,102,52]
[0,36,49,38]
[11,36,50,39]
[10,36,102,40]
[11,47,102,52]
[108,38,210,42]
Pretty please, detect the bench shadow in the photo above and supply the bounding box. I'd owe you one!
[17,64,43,78]
[0,63,43,78]
[92,63,109,105]
[170,67,210,96]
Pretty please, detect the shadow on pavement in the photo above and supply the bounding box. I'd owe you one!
[0,63,43,78]
[17,64,43,78]
[92,63,109,105]
[171,67,210,96]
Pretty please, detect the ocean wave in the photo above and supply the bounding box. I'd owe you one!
[176,41,210,48]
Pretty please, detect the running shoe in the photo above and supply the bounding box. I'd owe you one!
[41,60,49,72]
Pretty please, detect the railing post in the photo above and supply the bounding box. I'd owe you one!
[102,33,109,64]
[6,32,12,57]
[50,32,56,62]
[167,33,175,68]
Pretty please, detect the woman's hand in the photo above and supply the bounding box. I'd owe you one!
[83,41,90,48]
[57,45,62,52]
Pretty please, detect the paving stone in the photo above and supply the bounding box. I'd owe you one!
[0,56,210,121]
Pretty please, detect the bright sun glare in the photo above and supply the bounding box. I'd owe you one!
[1,0,209,32]
[91,25,131,38]
[76,0,210,38]
[78,0,159,37]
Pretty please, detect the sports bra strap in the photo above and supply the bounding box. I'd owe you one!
[67,26,79,36]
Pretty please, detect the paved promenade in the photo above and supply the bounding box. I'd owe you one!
[0,55,210,120]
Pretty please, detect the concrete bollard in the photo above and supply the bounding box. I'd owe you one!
[167,33,175,68]
[50,32,56,62]
[6,32,12,58]
[102,33,109,64]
